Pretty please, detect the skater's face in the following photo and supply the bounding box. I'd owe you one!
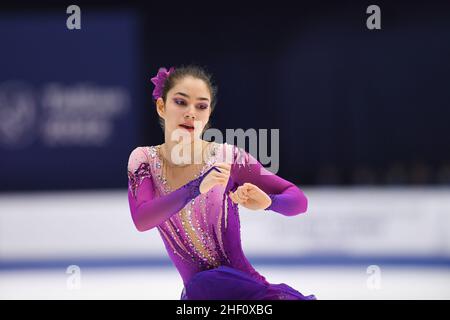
[156,76,212,142]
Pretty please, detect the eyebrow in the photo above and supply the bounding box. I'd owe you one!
[174,92,210,102]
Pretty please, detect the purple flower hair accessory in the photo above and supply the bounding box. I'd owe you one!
[151,66,175,101]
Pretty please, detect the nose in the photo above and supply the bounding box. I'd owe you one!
[184,105,196,119]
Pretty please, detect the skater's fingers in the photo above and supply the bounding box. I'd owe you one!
[236,187,249,201]
[214,162,231,173]
[229,191,239,204]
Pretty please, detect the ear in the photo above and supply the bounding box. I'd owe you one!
[156,97,165,119]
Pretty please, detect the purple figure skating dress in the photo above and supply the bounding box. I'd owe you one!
[127,141,316,300]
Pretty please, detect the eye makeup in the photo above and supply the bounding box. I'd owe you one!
[173,98,209,110]
[173,98,186,105]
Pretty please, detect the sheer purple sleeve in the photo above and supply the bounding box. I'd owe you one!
[230,146,308,216]
[127,147,218,232]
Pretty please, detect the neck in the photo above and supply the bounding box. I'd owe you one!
[162,137,207,166]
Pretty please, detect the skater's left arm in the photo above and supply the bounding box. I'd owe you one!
[229,146,308,216]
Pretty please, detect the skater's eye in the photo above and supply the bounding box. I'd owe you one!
[197,104,208,110]
[174,98,187,106]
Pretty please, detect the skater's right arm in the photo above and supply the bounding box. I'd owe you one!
[126,147,220,232]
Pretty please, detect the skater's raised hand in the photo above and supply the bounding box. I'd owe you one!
[199,162,231,194]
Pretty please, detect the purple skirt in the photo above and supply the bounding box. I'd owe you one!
[180,265,317,300]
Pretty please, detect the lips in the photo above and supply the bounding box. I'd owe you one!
[179,123,194,130]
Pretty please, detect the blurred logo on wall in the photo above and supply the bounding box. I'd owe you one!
[0,81,130,149]
[0,81,36,148]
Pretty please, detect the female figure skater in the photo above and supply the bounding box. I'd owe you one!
[127,65,316,300]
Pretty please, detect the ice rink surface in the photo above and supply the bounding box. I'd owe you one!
[1,265,449,299]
